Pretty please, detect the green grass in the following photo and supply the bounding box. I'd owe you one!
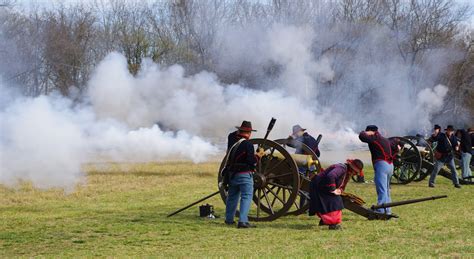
[1,162,473,257]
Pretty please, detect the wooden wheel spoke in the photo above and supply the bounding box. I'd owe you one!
[269,182,293,190]
[257,189,261,218]
[267,186,284,206]
[265,159,286,176]
[263,191,274,215]
[261,147,276,174]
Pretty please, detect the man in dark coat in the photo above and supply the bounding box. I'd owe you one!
[428,125,461,188]
[456,129,472,180]
[287,125,321,207]
[309,159,364,230]
[359,125,395,214]
[225,121,261,228]
[288,125,321,157]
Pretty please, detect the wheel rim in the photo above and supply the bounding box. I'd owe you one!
[404,136,435,181]
[389,137,422,184]
[274,138,321,216]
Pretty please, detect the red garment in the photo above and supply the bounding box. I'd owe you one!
[317,210,342,225]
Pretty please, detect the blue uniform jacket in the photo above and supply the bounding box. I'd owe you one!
[292,133,321,157]
[359,131,393,164]
[227,131,257,172]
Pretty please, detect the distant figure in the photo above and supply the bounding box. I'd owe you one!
[288,125,321,157]
[225,121,261,228]
[428,125,461,188]
[309,159,364,230]
[456,129,472,180]
[469,128,474,155]
[359,125,395,215]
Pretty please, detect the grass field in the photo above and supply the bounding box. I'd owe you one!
[1,162,473,257]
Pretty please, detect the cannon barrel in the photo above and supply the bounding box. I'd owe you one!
[267,150,319,168]
[370,195,447,210]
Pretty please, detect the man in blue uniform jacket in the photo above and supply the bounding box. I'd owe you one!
[359,125,395,215]
[225,121,261,228]
[288,125,321,157]
[429,125,461,188]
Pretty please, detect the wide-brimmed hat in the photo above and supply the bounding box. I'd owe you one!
[347,159,364,175]
[292,125,306,135]
[434,124,441,130]
[445,125,455,131]
[236,121,256,132]
[365,125,378,132]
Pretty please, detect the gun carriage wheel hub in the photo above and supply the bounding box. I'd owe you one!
[253,173,268,189]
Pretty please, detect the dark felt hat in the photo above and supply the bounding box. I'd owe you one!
[445,125,455,131]
[434,124,441,130]
[365,125,378,132]
[236,121,256,132]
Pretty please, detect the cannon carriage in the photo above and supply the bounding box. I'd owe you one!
[400,136,473,185]
[217,138,320,221]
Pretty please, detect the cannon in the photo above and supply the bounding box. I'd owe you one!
[389,137,422,184]
[217,138,320,221]
[402,136,473,185]
[403,135,435,182]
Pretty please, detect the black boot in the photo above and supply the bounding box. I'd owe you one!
[318,219,325,226]
[237,222,256,228]
[357,176,365,183]
[328,224,342,230]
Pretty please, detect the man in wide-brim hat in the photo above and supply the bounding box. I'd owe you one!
[224,121,261,228]
[286,124,322,208]
[309,159,364,230]
[428,125,461,188]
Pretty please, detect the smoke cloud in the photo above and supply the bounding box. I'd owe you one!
[0,21,456,190]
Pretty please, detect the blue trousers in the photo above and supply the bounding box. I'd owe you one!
[461,152,472,179]
[374,161,393,214]
[225,173,254,223]
[429,158,459,185]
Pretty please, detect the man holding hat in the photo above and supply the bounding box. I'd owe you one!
[309,159,364,230]
[429,125,461,188]
[359,125,395,215]
[225,121,261,228]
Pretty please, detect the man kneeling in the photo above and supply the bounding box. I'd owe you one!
[308,159,364,230]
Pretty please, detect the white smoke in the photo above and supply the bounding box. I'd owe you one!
[87,51,356,147]
[0,22,455,190]
[415,84,449,129]
[0,78,218,190]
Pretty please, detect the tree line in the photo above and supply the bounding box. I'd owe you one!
[0,0,472,122]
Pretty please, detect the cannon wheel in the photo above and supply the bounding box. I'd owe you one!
[403,136,435,181]
[389,137,422,184]
[217,138,300,222]
[274,138,321,216]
